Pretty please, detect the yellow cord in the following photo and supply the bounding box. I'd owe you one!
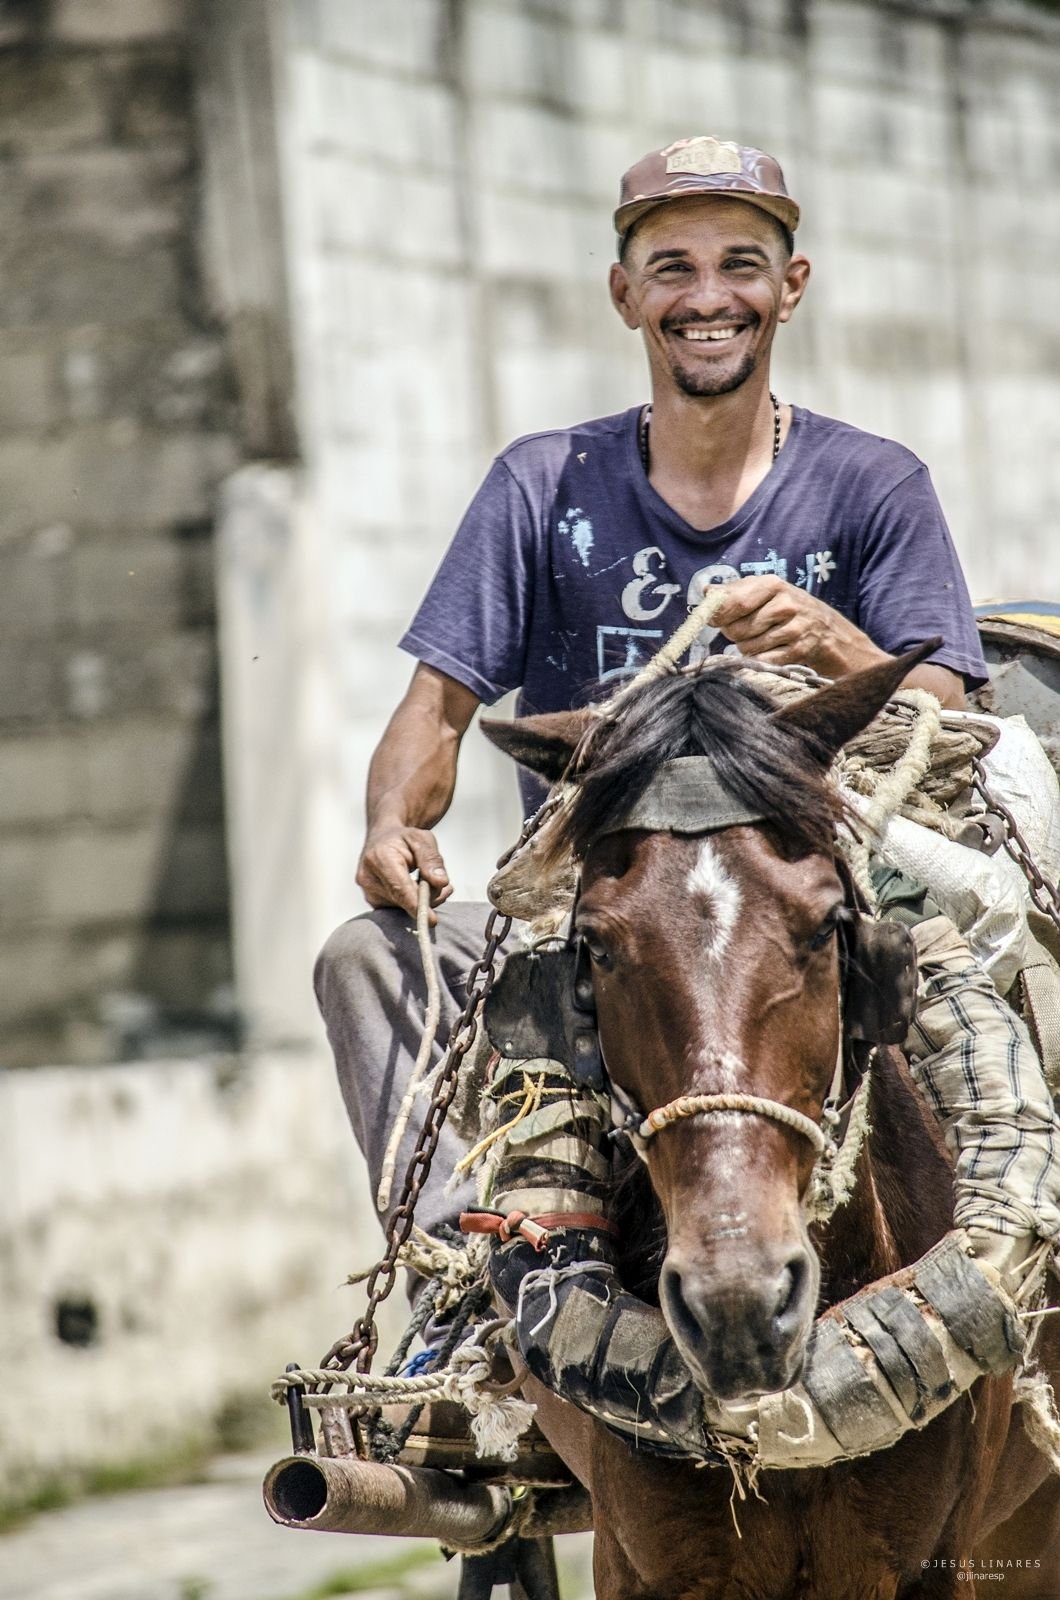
[452,1071,545,1177]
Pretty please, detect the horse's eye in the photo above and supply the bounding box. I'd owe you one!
[580,932,613,970]
[807,913,840,952]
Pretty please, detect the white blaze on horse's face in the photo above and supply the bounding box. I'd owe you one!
[686,837,741,962]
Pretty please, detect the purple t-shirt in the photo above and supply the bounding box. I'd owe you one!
[401,405,986,807]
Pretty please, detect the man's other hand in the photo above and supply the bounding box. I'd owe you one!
[357,826,452,920]
[708,575,964,707]
[709,575,887,678]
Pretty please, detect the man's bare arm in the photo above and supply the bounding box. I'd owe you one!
[900,663,965,710]
[357,664,482,917]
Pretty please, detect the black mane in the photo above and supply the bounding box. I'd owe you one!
[550,663,844,862]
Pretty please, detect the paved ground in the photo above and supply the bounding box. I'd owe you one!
[1,1451,594,1600]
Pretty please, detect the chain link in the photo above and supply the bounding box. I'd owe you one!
[972,758,1060,943]
[319,796,564,1376]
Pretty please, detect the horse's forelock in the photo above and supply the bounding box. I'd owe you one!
[547,667,844,864]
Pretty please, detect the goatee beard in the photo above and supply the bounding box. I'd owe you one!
[671,348,759,397]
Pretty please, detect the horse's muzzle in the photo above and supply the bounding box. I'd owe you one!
[660,1246,818,1401]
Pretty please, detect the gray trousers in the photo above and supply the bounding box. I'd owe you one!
[314,902,506,1241]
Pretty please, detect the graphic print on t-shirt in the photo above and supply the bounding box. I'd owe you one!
[597,624,665,682]
[620,546,682,621]
[601,542,840,676]
[558,507,594,568]
[684,561,742,662]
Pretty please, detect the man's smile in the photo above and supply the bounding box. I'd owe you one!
[663,317,758,348]
[675,326,743,343]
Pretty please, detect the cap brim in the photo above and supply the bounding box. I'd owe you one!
[614,189,800,244]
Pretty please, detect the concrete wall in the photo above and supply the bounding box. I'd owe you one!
[0,0,242,1068]
[4,0,1060,1499]
[0,1047,367,1506]
[268,0,1060,977]
[7,0,1058,1051]
[0,1,350,1503]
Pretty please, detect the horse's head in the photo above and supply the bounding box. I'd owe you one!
[483,644,935,1403]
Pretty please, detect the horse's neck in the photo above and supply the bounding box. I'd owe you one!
[816,1046,955,1305]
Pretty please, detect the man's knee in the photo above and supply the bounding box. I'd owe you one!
[314,902,497,1031]
[314,907,411,1009]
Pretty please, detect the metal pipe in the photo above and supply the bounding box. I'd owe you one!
[263,1455,513,1544]
[262,1454,593,1545]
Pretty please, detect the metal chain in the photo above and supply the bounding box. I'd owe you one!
[972,757,1060,943]
[320,796,564,1376]
[368,1279,493,1462]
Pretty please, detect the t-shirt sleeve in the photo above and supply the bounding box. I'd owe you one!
[855,465,988,687]
[398,458,536,704]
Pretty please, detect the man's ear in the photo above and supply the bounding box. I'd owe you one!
[480,708,598,783]
[772,638,942,764]
[777,252,811,324]
[609,261,640,330]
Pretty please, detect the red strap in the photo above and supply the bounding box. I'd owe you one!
[459,1209,619,1251]
[532,1211,620,1237]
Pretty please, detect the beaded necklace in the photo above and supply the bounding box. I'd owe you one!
[637,392,782,474]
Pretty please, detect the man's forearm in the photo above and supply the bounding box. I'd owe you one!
[366,699,462,835]
[900,663,965,710]
[708,577,969,710]
[806,642,964,711]
[793,618,965,710]
[366,663,481,835]
[357,666,482,914]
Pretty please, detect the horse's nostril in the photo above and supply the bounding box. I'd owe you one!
[660,1261,700,1348]
[773,1254,810,1329]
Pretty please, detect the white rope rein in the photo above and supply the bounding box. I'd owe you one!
[837,687,942,907]
[609,586,726,704]
[636,1091,827,1154]
[804,1071,874,1223]
[377,877,443,1212]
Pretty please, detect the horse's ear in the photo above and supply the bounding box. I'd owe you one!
[772,638,943,763]
[480,708,598,782]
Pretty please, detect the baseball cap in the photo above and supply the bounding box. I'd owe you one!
[615,136,800,246]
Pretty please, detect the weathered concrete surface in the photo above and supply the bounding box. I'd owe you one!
[0,1450,595,1600]
[0,3,245,1068]
[6,0,1060,1526]
[0,1049,392,1510]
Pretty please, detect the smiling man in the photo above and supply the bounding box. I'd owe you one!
[316,136,996,1250]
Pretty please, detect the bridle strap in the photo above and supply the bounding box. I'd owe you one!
[634,1007,846,1159]
[637,1091,827,1155]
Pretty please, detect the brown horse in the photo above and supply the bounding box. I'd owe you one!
[482,649,1060,1600]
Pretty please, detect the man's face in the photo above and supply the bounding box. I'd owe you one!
[609,196,810,398]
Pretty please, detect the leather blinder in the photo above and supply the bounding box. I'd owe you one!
[842,915,919,1045]
[483,944,605,1090]
[483,892,919,1087]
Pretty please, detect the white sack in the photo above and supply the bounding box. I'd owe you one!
[844,714,1060,994]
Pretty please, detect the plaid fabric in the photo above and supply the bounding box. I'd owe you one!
[904,915,1060,1242]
